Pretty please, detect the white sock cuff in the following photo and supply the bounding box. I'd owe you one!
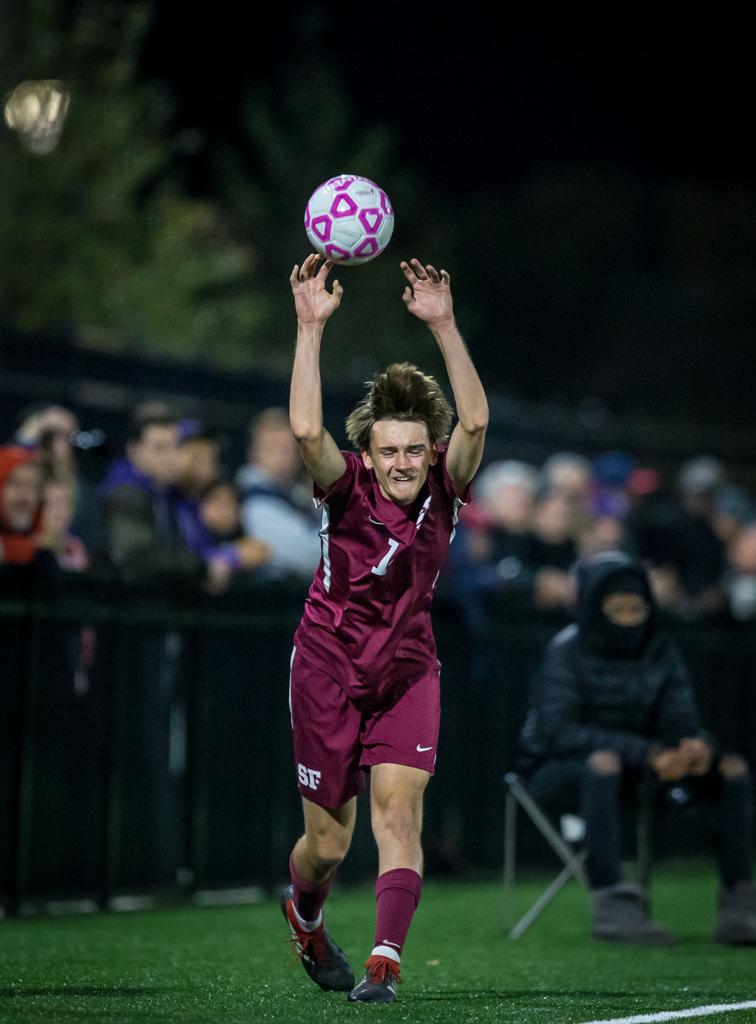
[292,904,322,932]
[371,945,401,964]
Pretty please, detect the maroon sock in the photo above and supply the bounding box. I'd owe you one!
[289,853,334,923]
[372,868,423,957]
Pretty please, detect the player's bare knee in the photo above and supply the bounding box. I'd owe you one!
[587,750,621,775]
[306,840,347,874]
[310,851,344,876]
[305,826,351,869]
[719,753,749,780]
[371,800,421,845]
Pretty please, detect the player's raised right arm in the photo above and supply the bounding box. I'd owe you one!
[289,254,347,490]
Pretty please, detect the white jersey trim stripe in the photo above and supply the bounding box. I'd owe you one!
[288,646,296,728]
[319,503,332,592]
[450,495,465,544]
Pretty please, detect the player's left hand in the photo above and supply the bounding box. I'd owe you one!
[401,258,454,326]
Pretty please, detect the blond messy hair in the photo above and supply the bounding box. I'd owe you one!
[345,362,453,451]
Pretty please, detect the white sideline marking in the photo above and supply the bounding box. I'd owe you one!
[579,1001,756,1024]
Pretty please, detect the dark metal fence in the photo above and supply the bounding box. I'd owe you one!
[2,581,756,914]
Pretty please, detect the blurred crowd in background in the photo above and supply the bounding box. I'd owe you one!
[2,400,756,627]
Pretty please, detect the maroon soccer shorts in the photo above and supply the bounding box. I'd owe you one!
[288,646,441,809]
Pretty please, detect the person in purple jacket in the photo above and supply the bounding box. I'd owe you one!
[280,254,488,1003]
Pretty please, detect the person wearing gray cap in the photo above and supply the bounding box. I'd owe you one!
[635,456,727,617]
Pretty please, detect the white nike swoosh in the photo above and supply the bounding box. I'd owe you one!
[416,745,433,752]
[382,940,401,948]
[368,516,384,525]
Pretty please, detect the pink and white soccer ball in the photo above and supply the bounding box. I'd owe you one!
[304,174,394,265]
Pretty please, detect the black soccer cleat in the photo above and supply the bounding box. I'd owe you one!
[280,885,354,992]
[347,955,401,1003]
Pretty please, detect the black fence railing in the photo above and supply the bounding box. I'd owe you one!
[2,580,756,914]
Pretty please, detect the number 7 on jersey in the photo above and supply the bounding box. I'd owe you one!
[371,539,400,577]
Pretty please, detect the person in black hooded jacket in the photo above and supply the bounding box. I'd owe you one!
[517,551,756,945]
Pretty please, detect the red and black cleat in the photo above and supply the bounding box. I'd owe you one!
[347,954,401,1003]
[280,885,354,992]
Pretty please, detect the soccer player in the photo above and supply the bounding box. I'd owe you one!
[281,254,488,1003]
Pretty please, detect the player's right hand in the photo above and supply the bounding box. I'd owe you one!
[290,254,343,325]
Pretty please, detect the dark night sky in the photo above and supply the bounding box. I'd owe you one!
[145,5,756,186]
[142,5,756,429]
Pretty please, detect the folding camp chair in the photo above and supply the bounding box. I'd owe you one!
[502,771,653,939]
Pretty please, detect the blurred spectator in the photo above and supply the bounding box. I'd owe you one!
[200,480,240,539]
[450,460,539,602]
[175,424,220,500]
[442,459,538,693]
[541,452,593,538]
[12,401,103,550]
[0,446,57,595]
[590,450,635,523]
[172,425,270,592]
[477,460,538,535]
[40,474,97,697]
[99,403,192,860]
[235,408,320,579]
[529,485,578,610]
[634,455,727,619]
[41,476,89,572]
[199,479,269,577]
[716,488,756,621]
[442,459,581,695]
[99,412,206,588]
[531,486,576,568]
[452,460,576,611]
[573,453,643,562]
[13,403,77,471]
[678,455,726,498]
[724,522,756,621]
[0,446,44,564]
[541,452,592,504]
[576,514,627,559]
[173,425,226,590]
[712,486,755,546]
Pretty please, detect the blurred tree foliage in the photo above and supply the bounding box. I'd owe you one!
[0,1,448,386]
[0,6,233,354]
[212,59,449,383]
[0,1,260,362]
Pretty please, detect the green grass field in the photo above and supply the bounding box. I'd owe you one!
[1,864,754,1024]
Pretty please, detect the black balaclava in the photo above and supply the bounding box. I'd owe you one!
[591,569,653,656]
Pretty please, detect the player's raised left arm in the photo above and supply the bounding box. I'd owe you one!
[401,258,488,495]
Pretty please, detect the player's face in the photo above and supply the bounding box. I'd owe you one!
[362,419,438,506]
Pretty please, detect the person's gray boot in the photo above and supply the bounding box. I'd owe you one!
[715,880,756,945]
[591,883,675,945]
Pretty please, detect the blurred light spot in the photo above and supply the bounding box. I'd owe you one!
[4,80,70,154]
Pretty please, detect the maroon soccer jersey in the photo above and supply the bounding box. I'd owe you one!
[293,448,467,706]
